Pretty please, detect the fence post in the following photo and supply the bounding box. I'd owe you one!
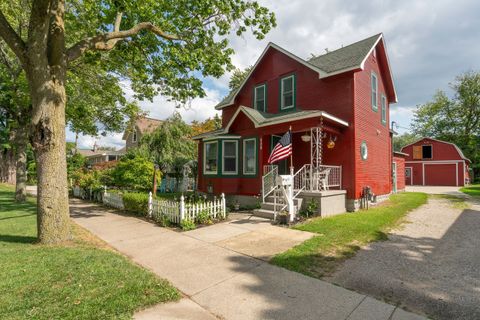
[180,195,185,222]
[103,186,107,204]
[221,193,226,218]
[148,192,153,218]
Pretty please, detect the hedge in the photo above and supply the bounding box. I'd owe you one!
[122,192,149,216]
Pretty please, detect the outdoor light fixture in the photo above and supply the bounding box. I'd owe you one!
[301,131,311,142]
[327,135,337,149]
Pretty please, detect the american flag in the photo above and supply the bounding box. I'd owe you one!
[268,130,292,164]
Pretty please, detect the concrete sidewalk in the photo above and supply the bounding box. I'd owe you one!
[70,199,426,320]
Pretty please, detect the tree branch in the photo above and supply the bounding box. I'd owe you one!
[67,20,180,62]
[0,10,27,66]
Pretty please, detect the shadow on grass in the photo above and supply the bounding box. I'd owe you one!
[0,214,35,221]
[0,234,37,244]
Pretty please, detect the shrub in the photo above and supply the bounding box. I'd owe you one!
[155,214,171,227]
[123,192,149,216]
[180,219,196,231]
[300,198,318,218]
[110,152,160,191]
[195,209,212,225]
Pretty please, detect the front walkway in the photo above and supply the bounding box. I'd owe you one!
[70,199,426,320]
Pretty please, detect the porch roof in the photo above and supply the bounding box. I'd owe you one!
[192,106,349,140]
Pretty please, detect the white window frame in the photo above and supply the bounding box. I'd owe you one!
[280,75,295,110]
[222,140,238,175]
[254,84,266,112]
[242,138,257,175]
[371,72,378,111]
[381,94,387,125]
[203,141,218,175]
[132,129,137,143]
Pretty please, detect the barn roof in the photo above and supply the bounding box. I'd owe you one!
[215,33,397,110]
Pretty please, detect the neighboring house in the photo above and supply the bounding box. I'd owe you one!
[393,151,409,193]
[76,144,126,166]
[401,137,471,186]
[193,33,399,214]
[122,116,163,151]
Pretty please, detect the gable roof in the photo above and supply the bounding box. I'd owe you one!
[192,106,348,140]
[401,137,471,162]
[122,116,163,140]
[215,33,397,110]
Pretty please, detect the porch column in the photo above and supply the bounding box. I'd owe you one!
[310,118,323,191]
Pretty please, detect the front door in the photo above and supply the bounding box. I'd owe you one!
[271,135,289,175]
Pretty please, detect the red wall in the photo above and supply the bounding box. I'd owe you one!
[352,50,392,198]
[393,156,405,191]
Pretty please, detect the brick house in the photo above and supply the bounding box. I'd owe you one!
[193,33,399,215]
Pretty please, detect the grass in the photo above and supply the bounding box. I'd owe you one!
[271,192,428,278]
[460,184,480,197]
[0,184,179,320]
[430,194,470,209]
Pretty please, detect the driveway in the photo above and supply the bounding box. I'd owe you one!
[70,199,426,320]
[406,185,465,196]
[330,195,480,319]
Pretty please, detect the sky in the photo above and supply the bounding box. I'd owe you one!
[69,0,480,149]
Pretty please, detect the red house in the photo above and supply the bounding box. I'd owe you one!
[401,138,471,186]
[193,34,399,215]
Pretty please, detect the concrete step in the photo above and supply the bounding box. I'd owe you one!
[253,208,275,219]
[261,202,287,211]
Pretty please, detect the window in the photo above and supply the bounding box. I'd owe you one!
[204,141,218,174]
[422,145,432,159]
[222,141,238,174]
[381,95,387,125]
[254,84,266,112]
[371,72,378,111]
[132,129,137,143]
[243,138,257,175]
[280,75,295,110]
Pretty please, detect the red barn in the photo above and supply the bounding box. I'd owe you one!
[193,34,400,214]
[401,138,471,187]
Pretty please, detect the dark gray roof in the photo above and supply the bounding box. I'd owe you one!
[308,34,381,73]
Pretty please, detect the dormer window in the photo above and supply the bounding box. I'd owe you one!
[132,129,137,143]
[280,75,295,110]
[254,84,266,112]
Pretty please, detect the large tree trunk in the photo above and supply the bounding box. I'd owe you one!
[28,72,70,244]
[0,147,16,184]
[14,125,28,202]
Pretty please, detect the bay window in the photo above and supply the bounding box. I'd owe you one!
[222,140,238,175]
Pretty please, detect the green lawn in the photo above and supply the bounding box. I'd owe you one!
[0,184,179,320]
[460,184,480,197]
[271,192,428,278]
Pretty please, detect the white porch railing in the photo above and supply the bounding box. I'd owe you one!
[262,165,278,202]
[291,164,342,192]
[293,164,308,197]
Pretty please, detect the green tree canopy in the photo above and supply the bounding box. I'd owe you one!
[411,71,480,177]
[393,133,420,152]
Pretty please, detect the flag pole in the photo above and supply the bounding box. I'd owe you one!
[289,126,294,176]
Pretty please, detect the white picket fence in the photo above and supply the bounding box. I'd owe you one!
[103,191,124,210]
[151,193,226,224]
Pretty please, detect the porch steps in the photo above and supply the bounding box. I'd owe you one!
[253,194,303,220]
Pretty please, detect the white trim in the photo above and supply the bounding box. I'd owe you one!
[420,162,460,186]
[254,84,266,112]
[280,75,295,110]
[203,135,241,142]
[203,141,218,175]
[242,138,257,175]
[222,140,238,175]
[223,106,349,133]
[405,166,413,186]
[405,160,463,164]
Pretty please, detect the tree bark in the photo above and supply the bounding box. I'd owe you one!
[14,125,28,202]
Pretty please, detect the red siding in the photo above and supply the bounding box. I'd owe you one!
[393,156,405,191]
[353,51,392,198]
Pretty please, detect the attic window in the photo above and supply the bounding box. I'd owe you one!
[422,145,432,159]
[132,129,137,143]
[280,75,295,110]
